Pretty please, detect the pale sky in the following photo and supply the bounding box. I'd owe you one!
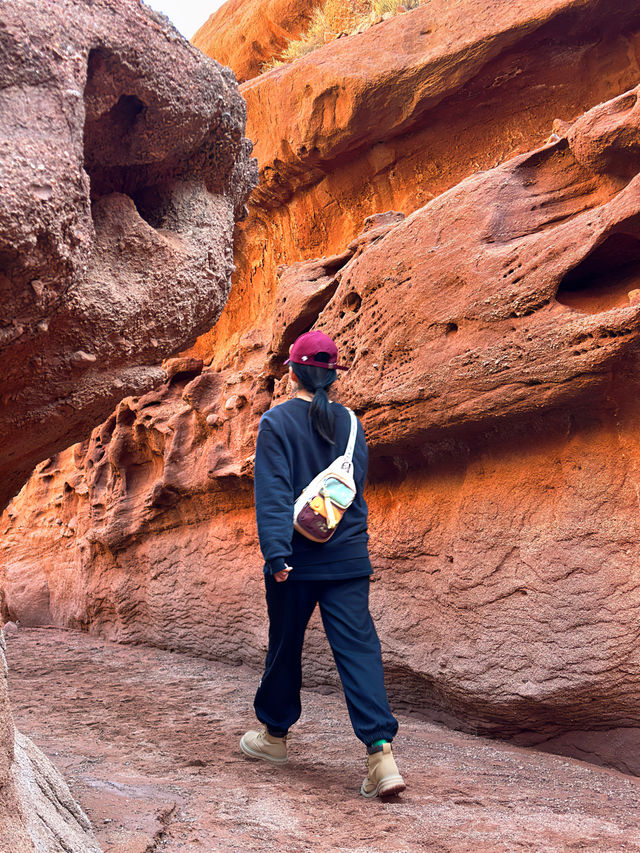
[144,0,227,40]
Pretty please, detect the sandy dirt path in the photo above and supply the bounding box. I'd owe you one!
[5,627,640,852]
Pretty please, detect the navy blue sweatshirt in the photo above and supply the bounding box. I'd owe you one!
[254,397,372,580]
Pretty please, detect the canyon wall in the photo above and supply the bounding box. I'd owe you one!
[192,0,323,82]
[0,0,256,513]
[192,0,640,371]
[3,0,640,781]
[0,0,254,848]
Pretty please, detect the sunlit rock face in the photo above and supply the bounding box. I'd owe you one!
[3,82,640,776]
[0,0,255,848]
[192,0,324,83]
[0,0,257,513]
[190,0,640,374]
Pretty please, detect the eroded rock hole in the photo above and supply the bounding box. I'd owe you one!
[556,232,640,313]
[613,91,638,114]
[116,406,136,427]
[84,59,148,199]
[445,322,458,336]
[344,292,362,312]
[113,94,145,129]
[132,185,169,229]
[83,49,166,227]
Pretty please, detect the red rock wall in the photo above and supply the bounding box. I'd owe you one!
[190,0,640,372]
[0,0,256,513]
[4,0,640,779]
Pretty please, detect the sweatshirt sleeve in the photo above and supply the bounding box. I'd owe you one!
[358,420,368,489]
[254,418,294,574]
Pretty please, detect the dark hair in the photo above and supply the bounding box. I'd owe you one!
[292,353,337,445]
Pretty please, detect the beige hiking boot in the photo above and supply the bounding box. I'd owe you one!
[240,728,288,764]
[360,743,406,797]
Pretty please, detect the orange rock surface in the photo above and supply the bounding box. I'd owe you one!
[192,0,323,82]
[191,0,640,372]
[4,79,640,778]
[0,0,253,847]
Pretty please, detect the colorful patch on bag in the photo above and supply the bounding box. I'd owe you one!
[309,495,327,517]
[321,476,355,508]
[296,503,332,541]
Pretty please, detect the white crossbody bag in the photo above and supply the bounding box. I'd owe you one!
[293,409,358,543]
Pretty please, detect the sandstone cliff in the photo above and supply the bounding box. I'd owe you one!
[192,0,323,82]
[3,0,640,783]
[0,0,254,849]
[192,0,640,372]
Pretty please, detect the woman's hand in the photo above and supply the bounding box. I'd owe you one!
[274,564,293,582]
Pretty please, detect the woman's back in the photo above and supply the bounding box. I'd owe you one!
[245,330,404,798]
[254,397,371,580]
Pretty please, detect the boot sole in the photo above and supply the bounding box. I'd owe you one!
[360,774,406,798]
[239,734,289,764]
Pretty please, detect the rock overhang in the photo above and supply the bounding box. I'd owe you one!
[307,89,640,460]
[0,0,258,512]
[239,0,640,208]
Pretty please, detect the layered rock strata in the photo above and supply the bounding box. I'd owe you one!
[0,0,254,848]
[3,86,640,777]
[191,0,640,369]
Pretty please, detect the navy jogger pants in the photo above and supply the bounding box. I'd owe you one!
[254,574,398,746]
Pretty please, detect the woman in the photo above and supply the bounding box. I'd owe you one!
[241,330,405,798]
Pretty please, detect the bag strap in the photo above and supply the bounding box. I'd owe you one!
[343,408,358,464]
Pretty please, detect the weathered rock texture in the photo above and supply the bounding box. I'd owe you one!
[192,0,323,83]
[4,81,640,782]
[191,0,640,371]
[0,0,254,849]
[0,0,257,513]
[0,630,101,852]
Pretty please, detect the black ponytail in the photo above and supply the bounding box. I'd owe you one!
[292,354,337,445]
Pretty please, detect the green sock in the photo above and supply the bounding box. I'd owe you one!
[371,739,388,748]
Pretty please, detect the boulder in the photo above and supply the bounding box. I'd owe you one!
[0,0,257,513]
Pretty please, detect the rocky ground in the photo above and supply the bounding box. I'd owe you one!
[5,627,640,853]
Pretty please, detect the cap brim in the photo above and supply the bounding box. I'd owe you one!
[285,357,348,371]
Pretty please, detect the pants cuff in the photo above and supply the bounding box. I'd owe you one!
[366,738,393,754]
[267,727,288,738]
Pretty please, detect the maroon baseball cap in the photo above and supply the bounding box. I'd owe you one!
[284,330,348,371]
